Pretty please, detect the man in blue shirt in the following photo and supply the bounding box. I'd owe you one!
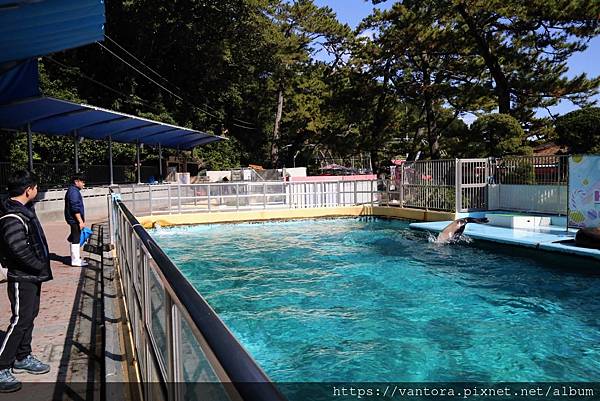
[64,174,88,267]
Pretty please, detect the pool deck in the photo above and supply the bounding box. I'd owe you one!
[410,220,600,261]
[0,220,132,401]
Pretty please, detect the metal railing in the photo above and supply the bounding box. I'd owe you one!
[0,162,159,189]
[489,155,569,215]
[112,180,378,216]
[381,156,570,214]
[383,159,456,211]
[492,155,568,185]
[110,194,286,401]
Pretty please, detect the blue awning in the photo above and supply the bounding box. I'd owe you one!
[0,0,105,65]
[0,96,224,149]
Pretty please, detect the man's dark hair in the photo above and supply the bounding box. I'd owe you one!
[70,173,86,184]
[8,170,39,197]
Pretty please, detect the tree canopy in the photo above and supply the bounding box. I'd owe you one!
[2,0,599,173]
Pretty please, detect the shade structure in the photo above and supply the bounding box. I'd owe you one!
[0,96,224,149]
[0,0,105,65]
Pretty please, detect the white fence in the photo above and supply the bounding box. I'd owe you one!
[114,180,378,215]
[108,155,571,217]
[489,185,568,214]
[385,156,569,214]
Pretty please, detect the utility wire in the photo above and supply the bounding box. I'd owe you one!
[101,35,258,128]
[97,42,187,103]
[105,34,180,91]
[44,56,157,110]
[98,41,225,121]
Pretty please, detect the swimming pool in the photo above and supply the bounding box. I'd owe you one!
[151,218,600,382]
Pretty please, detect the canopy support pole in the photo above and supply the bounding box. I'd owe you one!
[158,143,163,182]
[108,135,114,185]
[74,130,79,173]
[27,123,33,171]
[136,140,141,184]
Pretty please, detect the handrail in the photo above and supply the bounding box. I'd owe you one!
[115,199,286,401]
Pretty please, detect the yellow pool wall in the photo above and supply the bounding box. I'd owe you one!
[136,206,455,228]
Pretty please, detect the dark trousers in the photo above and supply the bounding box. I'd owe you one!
[68,223,81,244]
[0,281,41,369]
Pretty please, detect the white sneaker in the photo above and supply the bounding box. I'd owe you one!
[70,244,89,267]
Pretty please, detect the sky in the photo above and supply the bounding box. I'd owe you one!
[314,0,600,121]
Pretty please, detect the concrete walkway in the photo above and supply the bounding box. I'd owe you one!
[0,220,124,401]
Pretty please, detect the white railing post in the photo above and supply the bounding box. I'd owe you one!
[455,159,462,213]
[167,185,172,214]
[207,184,211,212]
[263,183,267,209]
[149,185,153,215]
[177,183,182,214]
[132,184,136,215]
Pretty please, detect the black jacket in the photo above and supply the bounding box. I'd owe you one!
[0,197,52,283]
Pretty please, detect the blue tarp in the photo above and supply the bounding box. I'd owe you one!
[0,0,105,65]
[0,59,39,103]
[0,96,223,149]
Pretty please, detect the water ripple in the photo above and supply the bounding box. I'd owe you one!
[152,218,600,382]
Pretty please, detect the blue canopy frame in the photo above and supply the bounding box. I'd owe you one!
[0,96,222,149]
[0,96,224,184]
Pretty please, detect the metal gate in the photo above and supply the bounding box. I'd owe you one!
[401,159,456,211]
[456,158,489,212]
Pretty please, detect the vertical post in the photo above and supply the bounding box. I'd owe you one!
[566,156,570,232]
[107,195,113,244]
[132,184,137,215]
[485,158,490,211]
[167,185,172,214]
[177,183,182,213]
[27,123,33,171]
[386,178,390,207]
[455,159,462,214]
[207,184,211,212]
[400,167,404,208]
[263,182,267,209]
[158,143,163,182]
[74,131,80,173]
[136,141,142,184]
[108,135,114,185]
[236,183,240,211]
[148,185,153,215]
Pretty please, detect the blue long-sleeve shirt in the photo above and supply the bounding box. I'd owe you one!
[64,185,85,225]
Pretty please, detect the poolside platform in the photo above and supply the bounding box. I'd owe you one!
[0,220,133,401]
[409,220,600,260]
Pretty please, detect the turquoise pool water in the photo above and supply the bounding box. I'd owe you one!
[151,218,600,382]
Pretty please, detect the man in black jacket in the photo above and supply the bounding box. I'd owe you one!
[64,174,88,267]
[0,170,52,393]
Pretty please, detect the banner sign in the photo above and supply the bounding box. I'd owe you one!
[568,155,600,228]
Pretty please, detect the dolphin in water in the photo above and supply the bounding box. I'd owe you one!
[436,217,489,243]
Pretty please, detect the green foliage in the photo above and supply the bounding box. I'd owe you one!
[373,0,600,117]
[5,0,598,174]
[503,162,536,185]
[555,107,600,154]
[193,137,242,171]
[467,114,532,157]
